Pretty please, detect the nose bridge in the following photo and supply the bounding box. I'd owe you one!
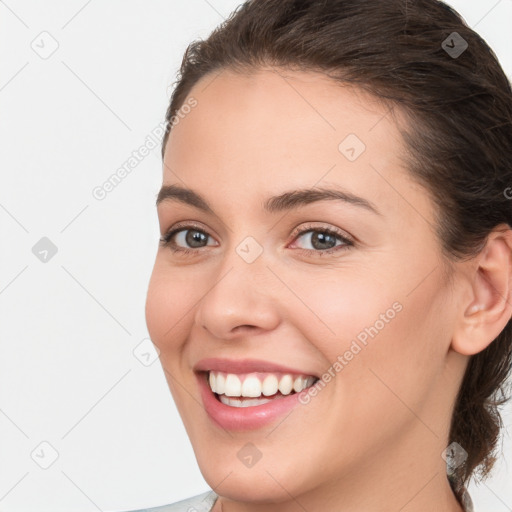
[217,215,272,285]
[210,231,271,303]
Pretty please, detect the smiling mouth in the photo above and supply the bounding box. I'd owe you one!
[203,370,320,408]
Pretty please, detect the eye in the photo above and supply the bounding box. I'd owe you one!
[159,222,354,257]
[288,222,354,256]
[159,222,216,256]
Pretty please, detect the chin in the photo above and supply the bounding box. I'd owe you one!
[195,450,318,505]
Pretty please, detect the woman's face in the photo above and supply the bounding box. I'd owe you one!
[145,68,466,507]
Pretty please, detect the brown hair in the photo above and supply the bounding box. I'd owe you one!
[161,0,512,501]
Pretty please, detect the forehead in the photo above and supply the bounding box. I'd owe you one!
[162,68,433,227]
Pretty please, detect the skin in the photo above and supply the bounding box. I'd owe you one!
[145,67,512,511]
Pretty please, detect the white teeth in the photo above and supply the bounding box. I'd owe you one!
[208,371,216,393]
[224,374,242,397]
[293,375,304,392]
[241,375,262,397]
[219,395,276,407]
[278,374,293,395]
[262,374,278,396]
[215,372,225,395]
[207,371,317,398]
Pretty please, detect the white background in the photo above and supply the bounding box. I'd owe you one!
[1,1,511,511]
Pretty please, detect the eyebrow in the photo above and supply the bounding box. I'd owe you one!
[155,184,382,216]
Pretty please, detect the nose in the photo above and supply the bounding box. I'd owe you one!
[194,250,281,341]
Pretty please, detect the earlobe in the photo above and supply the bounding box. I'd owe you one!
[451,224,512,356]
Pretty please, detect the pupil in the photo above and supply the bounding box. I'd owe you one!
[313,232,335,250]
[186,230,206,248]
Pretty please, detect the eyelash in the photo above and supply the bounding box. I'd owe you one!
[159,221,354,258]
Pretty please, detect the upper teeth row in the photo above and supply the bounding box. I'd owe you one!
[208,371,316,397]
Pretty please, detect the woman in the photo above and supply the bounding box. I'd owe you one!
[140,0,512,510]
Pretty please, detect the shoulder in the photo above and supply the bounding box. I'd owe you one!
[123,490,218,512]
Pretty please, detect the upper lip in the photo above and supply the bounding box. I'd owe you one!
[194,357,319,377]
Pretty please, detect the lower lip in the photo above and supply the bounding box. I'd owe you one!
[196,372,306,431]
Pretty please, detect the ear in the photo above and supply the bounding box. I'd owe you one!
[451,224,512,356]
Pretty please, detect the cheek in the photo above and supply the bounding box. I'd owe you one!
[295,264,448,404]
[286,268,401,359]
[144,263,198,350]
[333,273,453,420]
